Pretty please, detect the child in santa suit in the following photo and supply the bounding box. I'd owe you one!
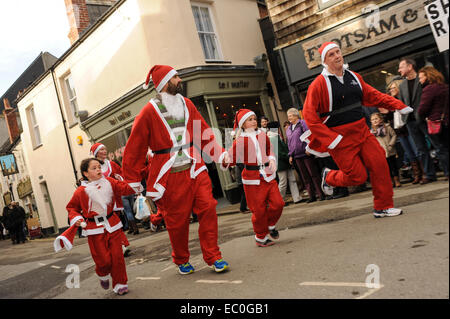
[301,41,413,218]
[91,143,135,257]
[223,109,284,247]
[65,158,136,295]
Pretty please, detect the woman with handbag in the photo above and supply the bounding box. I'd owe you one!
[417,66,449,180]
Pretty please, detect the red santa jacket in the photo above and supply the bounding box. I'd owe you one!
[301,68,411,157]
[224,129,276,185]
[122,95,226,201]
[66,177,134,236]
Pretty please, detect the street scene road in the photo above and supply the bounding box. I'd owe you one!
[0,180,447,299]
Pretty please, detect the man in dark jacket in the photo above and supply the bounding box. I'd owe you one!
[398,58,436,184]
[4,202,26,244]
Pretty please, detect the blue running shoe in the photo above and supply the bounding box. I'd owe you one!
[211,259,229,273]
[178,262,195,275]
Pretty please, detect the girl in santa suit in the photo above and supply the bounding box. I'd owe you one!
[66,158,136,295]
[301,41,413,218]
[91,143,136,257]
[223,109,285,247]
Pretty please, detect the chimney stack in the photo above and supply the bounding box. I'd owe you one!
[65,0,91,44]
[2,98,20,144]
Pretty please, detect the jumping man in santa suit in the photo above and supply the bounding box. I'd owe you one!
[301,42,413,218]
[122,65,230,274]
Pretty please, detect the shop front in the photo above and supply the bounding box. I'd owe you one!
[81,65,274,205]
[279,0,449,106]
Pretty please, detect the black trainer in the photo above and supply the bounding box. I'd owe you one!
[269,228,279,240]
[256,238,275,247]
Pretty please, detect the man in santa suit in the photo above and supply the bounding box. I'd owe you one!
[122,65,230,274]
[301,42,413,218]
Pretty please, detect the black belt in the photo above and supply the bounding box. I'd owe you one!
[87,212,114,223]
[153,142,193,154]
[245,162,269,170]
[317,102,362,117]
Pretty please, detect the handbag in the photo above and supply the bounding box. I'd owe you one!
[427,118,442,135]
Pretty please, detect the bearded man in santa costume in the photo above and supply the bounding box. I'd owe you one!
[301,42,413,218]
[122,65,230,274]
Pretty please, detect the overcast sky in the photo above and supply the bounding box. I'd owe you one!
[0,0,71,97]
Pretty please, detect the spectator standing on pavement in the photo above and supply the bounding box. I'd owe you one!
[417,66,449,180]
[370,113,401,188]
[223,109,284,247]
[301,41,412,218]
[4,202,26,244]
[398,58,436,184]
[286,108,325,203]
[266,121,302,204]
[386,79,421,184]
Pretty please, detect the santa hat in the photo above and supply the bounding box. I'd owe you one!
[53,219,86,252]
[233,109,256,130]
[143,65,178,92]
[318,41,339,65]
[90,143,105,157]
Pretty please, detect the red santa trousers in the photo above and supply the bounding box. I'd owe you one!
[326,133,394,211]
[243,179,284,240]
[157,170,222,266]
[88,230,128,291]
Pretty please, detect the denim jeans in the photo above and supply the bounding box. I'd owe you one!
[427,125,449,176]
[398,134,418,164]
[406,120,436,179]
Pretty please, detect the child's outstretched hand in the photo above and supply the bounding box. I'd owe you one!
[269,159,276,173]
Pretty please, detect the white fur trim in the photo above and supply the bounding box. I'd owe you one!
[92,144,105,157]
[143,82,150,90]
[242,179,260,185]
[54,235,73,252]
[98,274,111,281]
[69,215,84,227]
[268,225,276,230]
[255,235,270,243]
[399,106,413,115]
[321,43,339,63]
[84,228,105,236]
[328,134,343,149]
[156,69,178,93]
[238,111,256,129]
[113,283,128,294]
[300,130,312,143]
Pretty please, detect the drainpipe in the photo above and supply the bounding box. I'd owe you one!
[50,69,79,184]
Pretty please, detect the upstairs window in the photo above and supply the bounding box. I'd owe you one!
[28,106,42,148]
[191,3,222,61]
[63,74,79,125]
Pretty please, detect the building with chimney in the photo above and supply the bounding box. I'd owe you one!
[0,52,58,224]
[16,0,283,234]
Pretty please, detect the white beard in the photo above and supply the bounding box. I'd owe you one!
[160,92,185,120]
[84,177,113,214]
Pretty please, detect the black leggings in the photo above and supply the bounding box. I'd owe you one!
[386,155,399,178]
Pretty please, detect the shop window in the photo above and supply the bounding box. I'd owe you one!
[98,127,130,165]
[191,3,223,61]
[63,74,79,126]
[27,105,42,148]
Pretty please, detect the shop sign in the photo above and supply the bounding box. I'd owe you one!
[425,0,449,52]
[108,110,132,126]
[3,192,12,206]
[17,176,33,199]
[302,0,429,69]
[218,80,250,90]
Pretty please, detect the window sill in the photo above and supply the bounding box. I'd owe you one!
[33,143,43,151]
[205,60,232,64]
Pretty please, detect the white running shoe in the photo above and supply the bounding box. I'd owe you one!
[373,207,403,218]
[321,168,334,196]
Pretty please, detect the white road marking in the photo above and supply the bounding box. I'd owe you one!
[38,263,47,266]
[51,265,61,269]
[196,280,243,284]
[136,277,161,280]
[299,282,384,299]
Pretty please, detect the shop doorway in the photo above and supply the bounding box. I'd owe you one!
[40,182,58,234]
